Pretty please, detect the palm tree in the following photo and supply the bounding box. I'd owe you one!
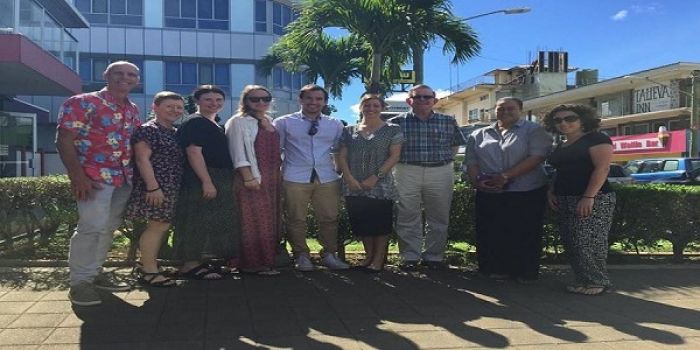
[258,33,368,99]
[285,0,480,93]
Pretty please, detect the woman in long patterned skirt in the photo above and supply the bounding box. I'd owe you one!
[545,104,616,296]
[225,85,282,276]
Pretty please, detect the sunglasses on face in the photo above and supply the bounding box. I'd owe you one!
[247,96,272,103]
[553,115,580,124]
[411,95,435,101]
[308,119,319,136]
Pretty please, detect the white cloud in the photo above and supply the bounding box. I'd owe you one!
[612,10,628,21]
[631,3,661,13]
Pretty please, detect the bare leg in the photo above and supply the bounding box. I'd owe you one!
[369,235,389,270]
[361,237,375,266]
[138,221,170,283]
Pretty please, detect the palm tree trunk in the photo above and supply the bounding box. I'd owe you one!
[412,45,424,84]
[369,52,383,94]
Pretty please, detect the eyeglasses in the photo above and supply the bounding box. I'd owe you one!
[411,95,435,101]
[247,96,272,103]
[553,115,580,124]
[308,119,319,136]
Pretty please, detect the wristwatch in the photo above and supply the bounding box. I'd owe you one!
[376,170,386,179]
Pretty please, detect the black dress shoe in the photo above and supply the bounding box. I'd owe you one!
[421,261,448,271]
[399,261,419,271]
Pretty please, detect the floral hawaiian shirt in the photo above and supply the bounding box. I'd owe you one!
[57,88,141,187]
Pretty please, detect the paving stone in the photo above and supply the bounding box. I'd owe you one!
[24,302,72,314]
[0,292,46,302]
[7,314,68,328]
[38,292,68,302]
[0,345,41,350]
[0,328,53,345]
[0,315,19,328]
[0,303,34,315]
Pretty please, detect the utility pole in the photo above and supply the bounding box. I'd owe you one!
[691,70,699,156]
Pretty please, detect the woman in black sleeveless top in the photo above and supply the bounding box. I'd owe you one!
[544,104,616,296]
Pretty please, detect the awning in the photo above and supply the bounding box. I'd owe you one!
[0,34,82,96]
[600,107,691,128]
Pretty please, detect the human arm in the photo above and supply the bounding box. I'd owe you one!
[225,117,259,190]
[133,140,165,207]
[576,143,613,217]
[360,143,402,190]
[56,128,102,201]
[491,126,551,188]
[186,145,216,199]
[338,145,362,191]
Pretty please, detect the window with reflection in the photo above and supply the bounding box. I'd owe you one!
[75,0,143,26]
[165,62,229,95]
[164,0,229,30]
[0,0,13,29]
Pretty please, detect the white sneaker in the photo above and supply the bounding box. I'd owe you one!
[295,254,314,272]
[321,253,349,270]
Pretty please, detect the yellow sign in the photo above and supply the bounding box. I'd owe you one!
[393,70,416,84]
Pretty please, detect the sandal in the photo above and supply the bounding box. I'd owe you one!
[136,269,177,288]
[179,263,223,280]
[567,285,606,296]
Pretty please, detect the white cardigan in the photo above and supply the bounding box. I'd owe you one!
[224,113,273,183]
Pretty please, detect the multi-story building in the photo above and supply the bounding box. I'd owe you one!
[435,51,571,126]
[18,0,305,153]
[1,0,87,177]
[524,62,700,161]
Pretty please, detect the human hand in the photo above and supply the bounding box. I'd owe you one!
[244,179,261,190]
[576,197,595,218]
[70,172,102,201]
[202,181,217,199]
[360,176,378,190]
[145,188,165,207]
[343,174,363,192]
[547,191,559,211]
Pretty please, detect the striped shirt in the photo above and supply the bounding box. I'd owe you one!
[389,112,466,163]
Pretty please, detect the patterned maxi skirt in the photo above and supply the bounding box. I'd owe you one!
[173,167,241,262]
[556,192,616,287]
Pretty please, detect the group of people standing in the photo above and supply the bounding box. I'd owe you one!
[57,60,615,307]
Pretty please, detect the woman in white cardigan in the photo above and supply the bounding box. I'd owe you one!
[224,85,282,276]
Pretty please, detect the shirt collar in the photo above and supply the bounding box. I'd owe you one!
[99,88,133,107]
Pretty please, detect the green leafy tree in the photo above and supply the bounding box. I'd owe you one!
[259,33,367,99]
[284,0,480,93]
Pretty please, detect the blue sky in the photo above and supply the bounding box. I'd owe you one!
[326,0,700,123]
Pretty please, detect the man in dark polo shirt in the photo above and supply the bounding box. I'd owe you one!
[390,84,466,270]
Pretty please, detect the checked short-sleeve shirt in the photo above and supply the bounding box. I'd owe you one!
[57,88,141,187]
[389,112,465,163]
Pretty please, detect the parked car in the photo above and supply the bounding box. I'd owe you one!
[543,163,633,184]
[607,164,634,184]
[623,157,700,184]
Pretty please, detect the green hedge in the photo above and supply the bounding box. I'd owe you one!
[1,176,698,260]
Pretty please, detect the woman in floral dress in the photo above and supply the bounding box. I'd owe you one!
[126,91,185,287]
[225,85,282,276]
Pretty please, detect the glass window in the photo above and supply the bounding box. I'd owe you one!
[164,0,228,29]
[215,64,229,86]
[110,0,126,14]
[92,59,108,81]
[164,0,179,16]
[255,0,267,32]
[127,0,142,15]
[181,0,196,17]
[199,63,213,84]
[663,160,679,171]
[0,0,12,30]
[182,63,197,84]
[93,0,108,13]
[79,59,92,82]
[198,0,212,19]
[75,0,91,12]
[165,62,181,84]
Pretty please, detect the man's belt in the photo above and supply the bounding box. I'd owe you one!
[402,160,451,167]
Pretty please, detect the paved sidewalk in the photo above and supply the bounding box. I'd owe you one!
[0,264,699,349]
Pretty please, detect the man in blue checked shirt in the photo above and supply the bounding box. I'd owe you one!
[273,84,349,272]
[389,84,466,271]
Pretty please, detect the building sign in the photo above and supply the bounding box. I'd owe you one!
[612,137,664,152]
[611,130,686,155]
[633,81,679,114]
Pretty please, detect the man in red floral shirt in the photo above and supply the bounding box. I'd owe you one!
[56,61,141,306]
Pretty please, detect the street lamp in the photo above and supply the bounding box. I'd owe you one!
[410,7,531,87]
[462,7,531,21]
